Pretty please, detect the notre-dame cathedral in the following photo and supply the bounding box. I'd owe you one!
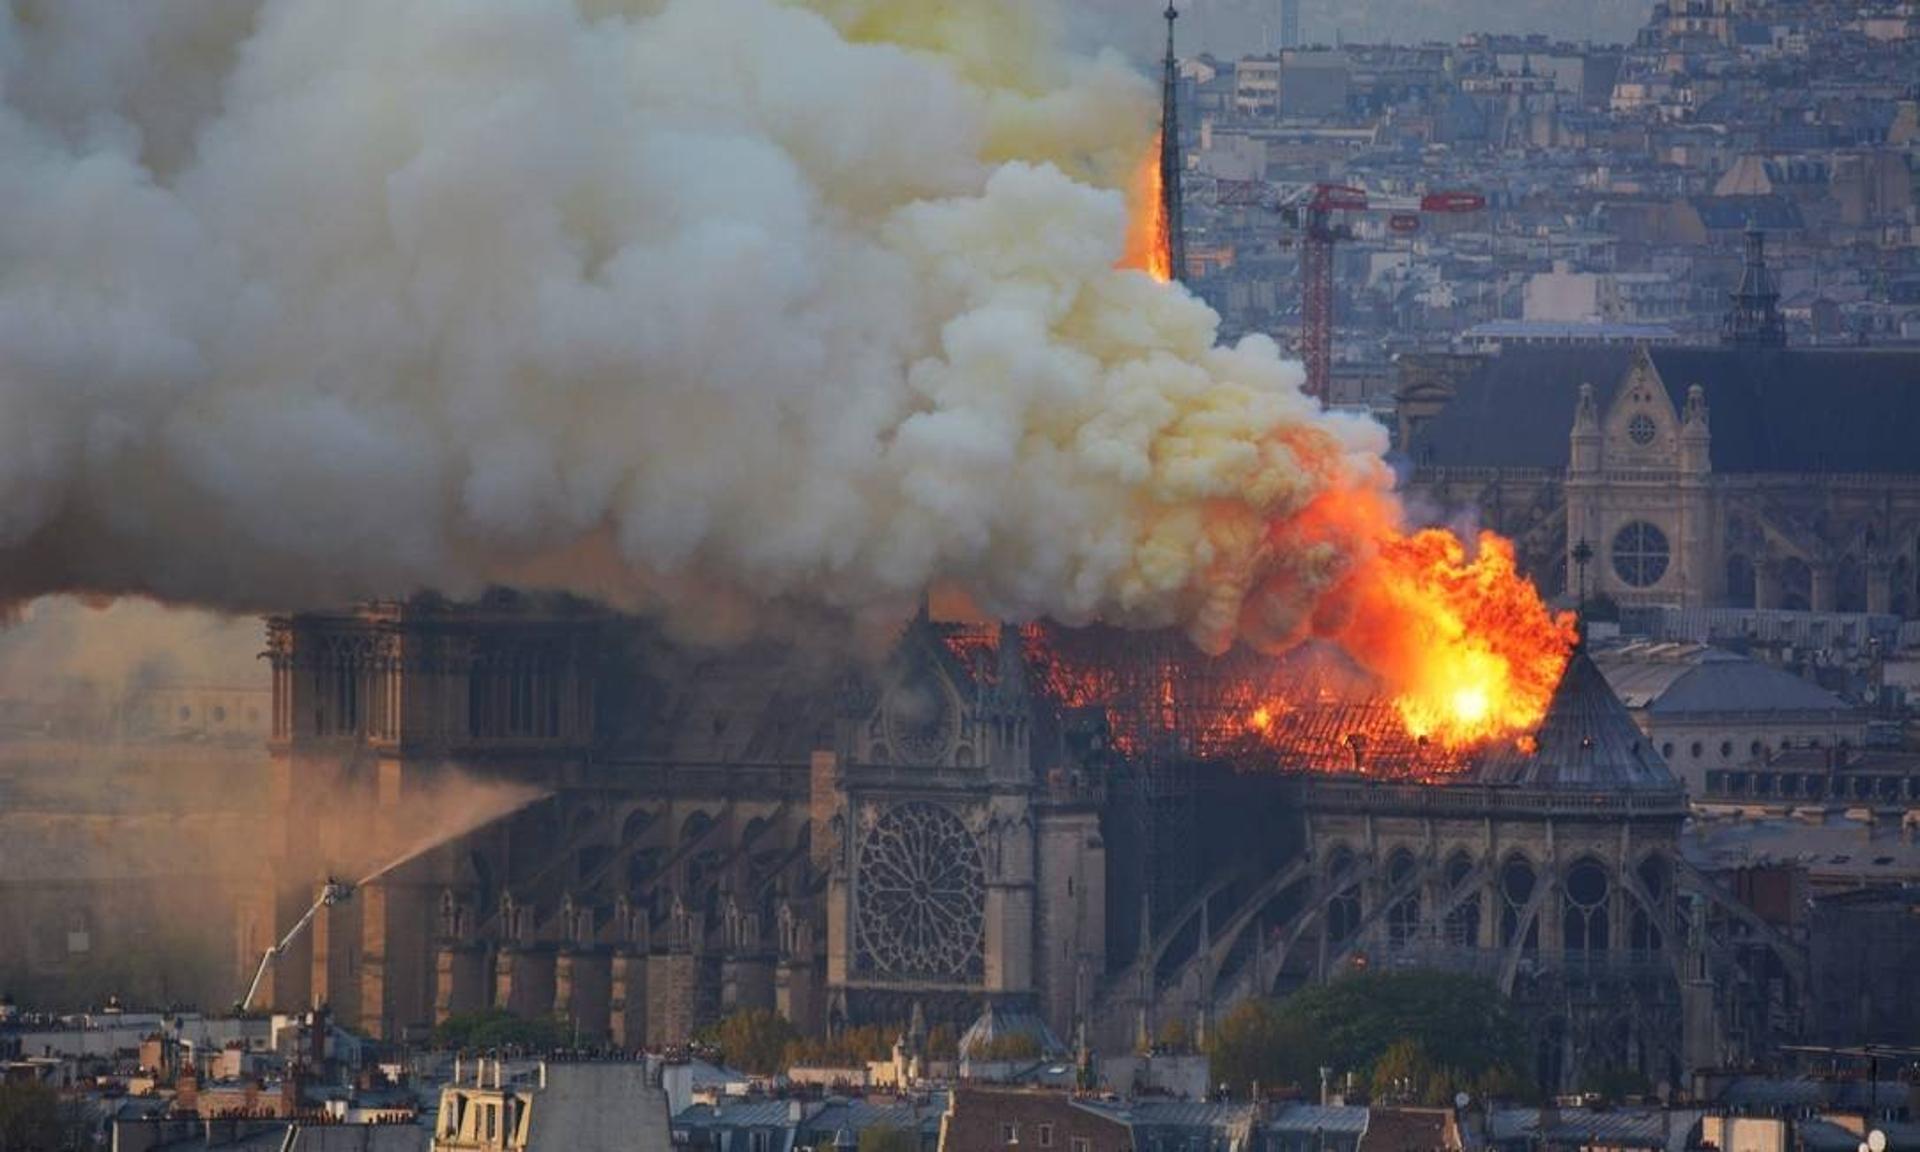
[245,591,1810,1092]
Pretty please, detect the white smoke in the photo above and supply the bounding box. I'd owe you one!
[0,0,1392,651]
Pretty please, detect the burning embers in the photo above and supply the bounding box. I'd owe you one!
[943,611,1562,782]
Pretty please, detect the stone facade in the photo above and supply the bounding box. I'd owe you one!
[251,603,1109,1045]
[1400,345,1920,619]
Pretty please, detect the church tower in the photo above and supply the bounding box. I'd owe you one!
[1721,226,1786,348]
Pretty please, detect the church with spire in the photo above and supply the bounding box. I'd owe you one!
[1395,233,1920,619]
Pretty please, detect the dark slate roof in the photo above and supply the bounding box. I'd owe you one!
[1592,642,1851,716]
[1408,346,1920,475]
[957,1002,1065,1060]
[1475,649,1681,792]
[1269,1105,1369,1135]
[291,1127,430,1152]
[1691,195,1804,231]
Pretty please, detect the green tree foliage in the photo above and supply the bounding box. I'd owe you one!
[1370,1038,1467,1107]
[858,1125,922,1152]
[1207,969,1533,1101]
[702,1009,803,1075]
[434,1008,570,1051]
[1578,1065,1653,1103]
[785,1022,900,1069]
[0,1079,72,1152]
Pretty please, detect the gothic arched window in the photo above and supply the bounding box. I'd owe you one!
[1562,858,1610,954]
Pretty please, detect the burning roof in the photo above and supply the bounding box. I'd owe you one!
[944,622,1671,793]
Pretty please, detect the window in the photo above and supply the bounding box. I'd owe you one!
[1612,521,1671,588]
[1073,1140,1092,1152]
[1003,1124,1019,1144]
[1627,413,1658,445]
[1720,740,1733,758]
[1039,1125,1055,1148]
[752,1132,771,1152]
[1691,742,1704,759]
[1661,741,1674,758]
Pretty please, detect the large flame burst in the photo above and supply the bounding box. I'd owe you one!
[1328,529,1576,748]
[1107,134,1575,756]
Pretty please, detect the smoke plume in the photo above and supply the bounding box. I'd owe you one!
[0,0,1401,655]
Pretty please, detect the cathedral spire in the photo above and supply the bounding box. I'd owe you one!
[1160,4,1187,284]
[1722,225,1786,348]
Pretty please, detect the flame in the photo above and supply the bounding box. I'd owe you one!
[1122,131,1172,282]
[1319,527,1577,750]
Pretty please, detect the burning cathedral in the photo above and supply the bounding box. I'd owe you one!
[234,7,1799,1095]
[244,594,1801,1093]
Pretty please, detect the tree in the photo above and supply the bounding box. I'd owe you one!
[0,1080,65,1152]
[1206,969,1533,1101]
[704,1008,802,1075]
[435,1008,570,1051]
[787,1021,905,1070]
[1578,1065,1653,1103]
[1206,998,1321,1092]
[858,1125,921,1152]
[1370,1038,1465,1107]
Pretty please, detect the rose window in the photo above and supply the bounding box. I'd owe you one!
[854,802,985,981]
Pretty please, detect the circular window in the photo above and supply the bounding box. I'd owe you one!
[1612,521,1671,587]
[1661,742,1674,758]
[1627,413,1658,445]
[854,802,985,981]
[1691,742,1704,759]
[1720,740,1733,758]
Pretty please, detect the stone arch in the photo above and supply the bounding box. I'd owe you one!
[1499,852,1540,952]
[1836,555,1868,613]
[1385,847,1421,948]
[576,843,614,887]
[620,805,659,844]
[1561,856,1611,954]
[1325,845,1362,945]
[1630,853,1672,953]
[1776,556,1812,611]
[1725,553,1756,609]
[1441,849,1481,947]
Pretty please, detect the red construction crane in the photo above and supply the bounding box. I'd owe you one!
[1272,183,1486,401]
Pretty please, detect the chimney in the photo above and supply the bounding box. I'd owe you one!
[175,1066,200,1117]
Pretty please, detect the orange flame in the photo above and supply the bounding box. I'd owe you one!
[1122,131,1172,283]
[1329,527,1576,749]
